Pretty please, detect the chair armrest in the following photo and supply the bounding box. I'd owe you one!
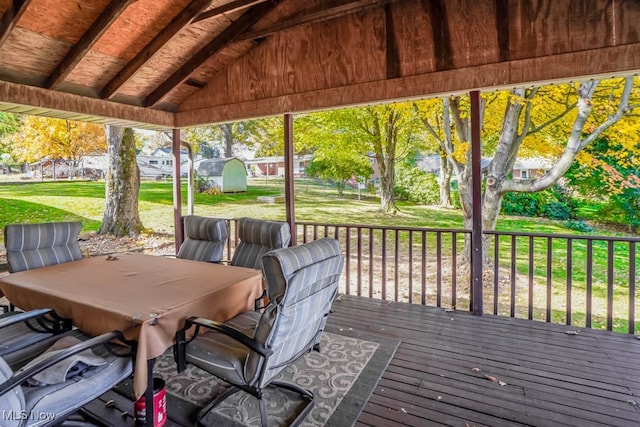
[0,308,53,329]
[174,316,272,372]
[254,289,267,311]
[189,317,272,357]
[0,308,72,334]
[0,330,128,398]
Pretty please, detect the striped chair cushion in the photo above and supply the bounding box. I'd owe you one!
[246,238,344,385]
[177,216,228,263]
[230,218,291,270]
[4,222,83,273]
[0,357,24,427]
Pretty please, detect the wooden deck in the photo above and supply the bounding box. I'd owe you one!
[329,295,640,427]
[86,294,640,426]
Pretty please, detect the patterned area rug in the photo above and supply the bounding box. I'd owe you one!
[150,327,399,427]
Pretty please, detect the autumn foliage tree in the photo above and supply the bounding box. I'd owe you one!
[299,104,424,213]
[11,117,106,175]
[415,76,639,263]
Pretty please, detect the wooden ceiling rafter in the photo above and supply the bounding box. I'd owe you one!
[144,0,281,107]
[101,0,214,100]
[46,0,138,90]
[193,0,268,23]
[238,0,403,42]
[0,0,33,48]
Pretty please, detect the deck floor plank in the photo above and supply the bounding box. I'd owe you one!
[84,294,640,426]
[326,295,640,427]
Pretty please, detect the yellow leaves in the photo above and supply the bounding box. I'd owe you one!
[452,142,469,163]
[12,117,106,162]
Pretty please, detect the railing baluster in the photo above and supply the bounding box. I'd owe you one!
[528,235,534,320]
[382,229,387,300]
[546,237,553,323]
[629,241,636,334]
[586,239,593,329]
[421,230,427,306]
[345,227,351,296]
[357,227,362,297]
[394,230,399,302]
[511,235,516,318]
[494,234,499,315]
[452,232,457,309]
[566,238,573,326]
[369,228,374,299]
[292,222,638,333]
[607,240,614,331]
[408,231,413,304]
[436,232,442,307]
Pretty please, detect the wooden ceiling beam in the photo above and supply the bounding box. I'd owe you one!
[101,0,214,99]
[0,0,33,49]
[145,0,281,107]
[193,0,268,23]
[238,0,401,42]
[46,0,137,90]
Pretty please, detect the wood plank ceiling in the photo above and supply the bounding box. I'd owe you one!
[0,0,639,130]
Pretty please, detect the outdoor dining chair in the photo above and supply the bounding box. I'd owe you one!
[230,217,291,270]
[176,215,229,263]
[0,328,133,427]
[0,308,72,370]
[2,222,82,366]
[4,221,83,273]
[174,238,344,426]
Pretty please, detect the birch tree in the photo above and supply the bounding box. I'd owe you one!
[416,76,639,262]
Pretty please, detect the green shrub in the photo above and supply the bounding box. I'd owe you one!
[543,201,572,220]
[394,165,439,205]
[450,189,462,209]
[565,219,594,233]
[501,185,576,220]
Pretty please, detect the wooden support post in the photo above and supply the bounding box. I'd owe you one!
[470,90,483,315]
[284,113,296,245]
[173,128,183,254]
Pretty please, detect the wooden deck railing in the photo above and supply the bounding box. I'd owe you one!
[226,220,639,334]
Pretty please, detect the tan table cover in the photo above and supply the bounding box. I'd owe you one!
[0,253,263,398]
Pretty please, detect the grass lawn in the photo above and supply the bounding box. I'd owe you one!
[0,178,587,239]
[1,178,638,332]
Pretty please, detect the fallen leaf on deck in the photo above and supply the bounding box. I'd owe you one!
[485,374,507,386]
[472,368,481,372]
[565,330,579,335]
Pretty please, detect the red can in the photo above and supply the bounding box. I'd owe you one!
[134,378,167,427]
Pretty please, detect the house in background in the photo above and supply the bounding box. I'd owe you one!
[416,154,551,181]
[151,147,190,163]
[512,158,552,180]
[245,155,312,178]
[197,158,247,193]
[136,155,173,178]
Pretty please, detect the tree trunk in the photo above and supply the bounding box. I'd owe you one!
[380,171,396,213]
[221,123,233,158]
[439,151,452,207]
[99,126,143,237]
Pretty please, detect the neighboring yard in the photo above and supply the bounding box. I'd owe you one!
[0,178,638,332]
[1,178,602,237]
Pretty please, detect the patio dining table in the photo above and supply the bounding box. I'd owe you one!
[0,252,263,424]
